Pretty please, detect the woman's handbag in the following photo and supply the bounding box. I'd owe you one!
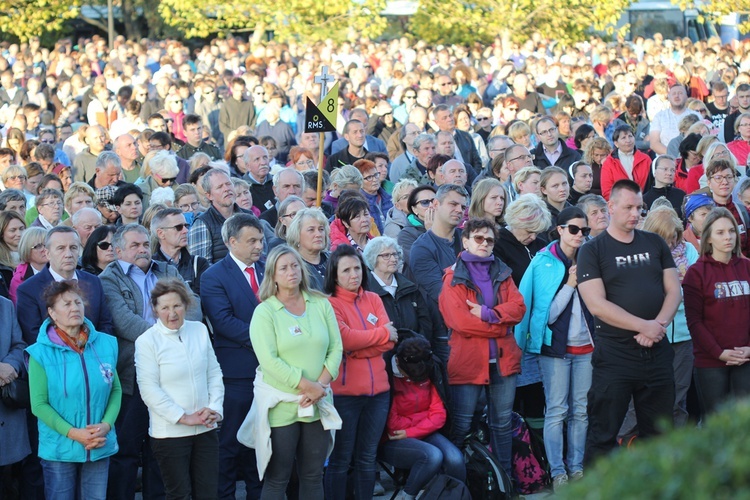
[0,374,30,410]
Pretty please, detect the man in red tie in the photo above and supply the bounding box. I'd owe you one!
[199,213,265,499]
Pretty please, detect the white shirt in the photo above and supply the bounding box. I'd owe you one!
[229,251,258,289]
[372,272,398,298]
[49,267,78,282]
[652,108,700,149]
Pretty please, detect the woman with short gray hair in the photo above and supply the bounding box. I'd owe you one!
[496,194,552,425]
[285,208,330,291]
[363,236,433,340]
[136,150,180,207]
[323,165,364,211]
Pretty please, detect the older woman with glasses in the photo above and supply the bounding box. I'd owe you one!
[363,236,433,340]
[439,218,526,477]
[384,179,417,239]
[268,196,306,250]
[9,227,47,303]
[705,158,750,257]
[81,226,117,276]
[31,189,64,229]
[288,146,316,172]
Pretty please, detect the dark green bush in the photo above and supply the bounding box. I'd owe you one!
[559,399,750,499]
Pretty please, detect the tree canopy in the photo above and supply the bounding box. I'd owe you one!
[0,0,79,42]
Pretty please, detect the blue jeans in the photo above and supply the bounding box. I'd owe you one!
[449,366,517,476]
[538,353,592,478]
[379,433,465,496]
[324,392,390,500]
[41,458,109,500]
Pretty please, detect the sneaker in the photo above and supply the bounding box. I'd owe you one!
[373,480,385,496]
[570,470,584,481]
[552,473,569,492]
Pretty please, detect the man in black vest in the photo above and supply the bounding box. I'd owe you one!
[188,168,250,264]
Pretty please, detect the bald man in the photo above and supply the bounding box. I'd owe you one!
[73,125,108,183]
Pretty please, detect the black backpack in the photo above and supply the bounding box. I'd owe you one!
[463,437,515,499]
[417,474,472,500]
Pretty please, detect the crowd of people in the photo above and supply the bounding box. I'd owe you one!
[1,29,750,500]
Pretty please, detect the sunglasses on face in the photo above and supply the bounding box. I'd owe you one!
[97,241,112,250]
[160,177,177,184]
[470,235,495,246]
[164,223,188,232]
[561,224,591,236]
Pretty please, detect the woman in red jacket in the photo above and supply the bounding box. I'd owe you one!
[601,124,652,200]
[324,244,397,500]
[683,207,750,415]
[379,336,465,499]
[439,218,526,477]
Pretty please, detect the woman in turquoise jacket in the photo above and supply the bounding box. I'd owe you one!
[516,207,595,491]
[26,281,121,500]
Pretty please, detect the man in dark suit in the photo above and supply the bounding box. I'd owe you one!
[200,213,265,500]
[16,226,114,345]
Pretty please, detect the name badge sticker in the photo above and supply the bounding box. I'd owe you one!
[740,224,747,235]
[289,325,302,337]
[265,200,274,210]
[367,313,378,325]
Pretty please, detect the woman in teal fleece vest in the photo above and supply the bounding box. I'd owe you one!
[26,281,121,500]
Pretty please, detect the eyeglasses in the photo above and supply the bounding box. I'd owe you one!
[470,234,495,246]
[164,223,188,232]
[97,241,112,250]
[477,116,491,122]
[5,175,27,181]
[508,154,533,163]
[280,211,299,220]
[415,198,435,207]
[560,224,591,236]
[538,127,557,136]
[710,174,736,184]
[363,172,381,182]
[179,201,201,211]
[296,159,314,167]
[31,243,45,251]
[159,176,177,184]
[378,252,399,260]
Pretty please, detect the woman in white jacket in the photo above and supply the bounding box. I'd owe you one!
[135,278,224,500]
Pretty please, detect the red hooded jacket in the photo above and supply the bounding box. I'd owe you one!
[386,376,446,439]
[439,256,525,385]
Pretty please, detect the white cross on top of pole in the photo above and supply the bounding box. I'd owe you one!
[314,66,335,100]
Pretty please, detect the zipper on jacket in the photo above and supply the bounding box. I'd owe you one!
[341,356,347,385]
[80,352,92,462]
[368,358,375,396]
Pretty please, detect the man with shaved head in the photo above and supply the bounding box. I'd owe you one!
[113,133,141,184]
[73,125,107,183]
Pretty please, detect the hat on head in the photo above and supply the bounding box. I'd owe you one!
[95,185,117,212]
[684,193,715,220]
[51,163,70,176]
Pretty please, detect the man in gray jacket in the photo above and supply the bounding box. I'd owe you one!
[100,223,202,500]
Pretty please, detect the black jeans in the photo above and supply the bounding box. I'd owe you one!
[585,338,675,464]
[108,387,164,500]
[694,363,750,415]
[262,420,328,500]
[150,429,219,500]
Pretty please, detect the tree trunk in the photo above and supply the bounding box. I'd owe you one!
[121,0,142,40]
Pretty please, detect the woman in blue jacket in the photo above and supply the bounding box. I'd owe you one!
[26,281,121,500]
[516,207,595,491]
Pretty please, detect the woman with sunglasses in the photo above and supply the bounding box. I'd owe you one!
[136,150,180,207]
[439,217,526,478]
[516,207,594,490]
[8,227,47,304]
[81,226,117,276]
[397,185,437,272]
